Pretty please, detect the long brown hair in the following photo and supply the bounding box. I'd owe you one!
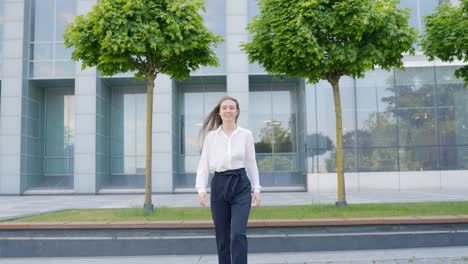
[199,96,240,147]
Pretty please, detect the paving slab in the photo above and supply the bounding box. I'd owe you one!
[0,246,467,263]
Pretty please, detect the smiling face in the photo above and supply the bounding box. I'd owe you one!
[218,99,239,123]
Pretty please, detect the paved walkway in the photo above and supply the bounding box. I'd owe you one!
[2,191,468,262]
[1,246,467,263]
[1,191,468,221]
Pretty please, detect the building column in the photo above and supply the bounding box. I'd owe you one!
[73,0,97,193]
[0,0,26,194]
[152,74,173,192]
[226,0,250,126]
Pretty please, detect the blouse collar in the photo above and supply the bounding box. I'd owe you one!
[216,124,241,138]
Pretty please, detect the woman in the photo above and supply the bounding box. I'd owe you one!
[196,96,261,264]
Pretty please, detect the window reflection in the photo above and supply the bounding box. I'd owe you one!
[249,76,302,186]
[176,77,226,188]
[30,0,76,78]
[398,0,441,50]
[109,87,147,188]
[399,147,438,171]
[306,66,467,173]
[192,0,225,75]
[42,87,74,188]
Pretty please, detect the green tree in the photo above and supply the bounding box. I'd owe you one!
[421,0,468,84]
[257,122,293,153]
[64,0,222,212]
[243,0,417,206]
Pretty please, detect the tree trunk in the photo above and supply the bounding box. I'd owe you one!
[144,75,156,213]
[330,77,347,207]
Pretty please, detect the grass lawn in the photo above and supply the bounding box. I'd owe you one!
[8,201,468,222]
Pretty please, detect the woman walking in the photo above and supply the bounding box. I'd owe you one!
[196,96,261,264]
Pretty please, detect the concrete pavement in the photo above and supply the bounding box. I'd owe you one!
[0,246,467,263]
[2,191,468,221]
[2,191,468,262]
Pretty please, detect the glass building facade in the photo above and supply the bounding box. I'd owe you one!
[306,66,468,174]
[0,0,466,195]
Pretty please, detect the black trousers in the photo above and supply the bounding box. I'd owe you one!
[211,168,252,264]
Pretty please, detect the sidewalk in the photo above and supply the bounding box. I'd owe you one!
[1,246,468,263]
[2,191,468,221]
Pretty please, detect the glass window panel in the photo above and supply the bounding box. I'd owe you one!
[123,156,136,175]
[45,93,65,156]
[398,0,418,31]
[323,148,358,173]
[202,0,224,35]
[177,77,227,180]
[356,111,397,147]
[250,91,271,115]
[55,0,76,40]
[271,114,295,153]
[436,66,466,106]
[250,114,272,153]
[257,153,274,172]
[44,158,66,175]
[182,89,204,115]
[135,156,145,174]
[315,80,356,148]
[31,43,53,61]
[273,153,296,171]
[399,147,438,171]
[134,93,147,155]
[356,69,395,111]
[248,0,259,22]
[183,155,200,173]
[30,62,53,78]
[193,0,224,75]
[123,93,137,156]
[358,147,399,172]
[110,87,146,182]
[184,114,205,155]
[32,0,54,42]
[440,146,468,170]
[305,83,318,136]
[419,0,440,36]
[54,61,75,78]
[111,91,124,156]
[111,157,124,174]
[397,108,437,146]
[44,88,74,178]
[0,0,3,65]
[395,67,435,108]
[55,43,73,60]
[438,103,468,146]
[272,88,292,115]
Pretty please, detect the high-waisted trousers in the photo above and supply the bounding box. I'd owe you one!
[211,167,252,264]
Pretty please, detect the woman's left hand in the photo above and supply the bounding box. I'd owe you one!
[252,192,261,207]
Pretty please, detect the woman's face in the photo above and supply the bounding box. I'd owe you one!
[219,99,238,123]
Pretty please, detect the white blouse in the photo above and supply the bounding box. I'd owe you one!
[195,125,261,194]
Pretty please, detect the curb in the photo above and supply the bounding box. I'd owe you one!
[1,215,468,230]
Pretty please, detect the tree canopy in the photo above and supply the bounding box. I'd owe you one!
[63,0,222,211]
[243,0,417,206]
[64,0,222,80]
[421,0,468,83]
[243,0,417,84]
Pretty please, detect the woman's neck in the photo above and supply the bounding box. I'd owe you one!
[222,122,237,132]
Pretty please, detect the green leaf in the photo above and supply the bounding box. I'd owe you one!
[63,0,223,80]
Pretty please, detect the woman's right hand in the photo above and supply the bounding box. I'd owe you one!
[198,192,207,207]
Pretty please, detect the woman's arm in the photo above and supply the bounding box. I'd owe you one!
[195,134,210,195]
[245,132,261,193]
